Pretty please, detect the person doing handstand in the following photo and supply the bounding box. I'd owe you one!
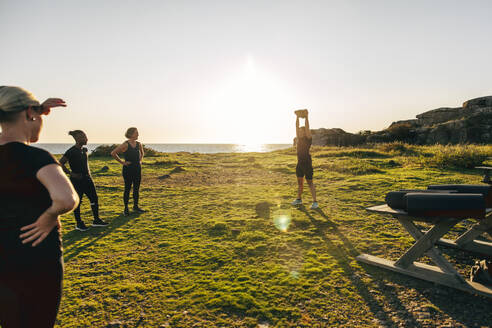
[292,110,318,209]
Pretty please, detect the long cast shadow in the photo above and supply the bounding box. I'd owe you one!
[297,206,424,328]
[63,212,140,263]
[310,206,492,326]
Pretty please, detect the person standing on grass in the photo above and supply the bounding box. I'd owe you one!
[0,86,78,327]
[59,130,108,231]
[111,127,146,216]
[292,110,318,209]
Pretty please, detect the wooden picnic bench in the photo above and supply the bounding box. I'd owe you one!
[356,204,492,298]
[476,166,492,185]
[436,211,492,256]
[433,167,492,255]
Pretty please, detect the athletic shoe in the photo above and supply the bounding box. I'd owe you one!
[124,207,130,216]
[310,202,319,209]
[133,207,146,213]
[92,218,109,227]
[291,199,302,206]
[76,221,89,231]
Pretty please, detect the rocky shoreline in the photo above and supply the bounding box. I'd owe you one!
[312,95,492,146]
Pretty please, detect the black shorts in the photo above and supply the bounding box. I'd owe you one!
[296,161,313,180]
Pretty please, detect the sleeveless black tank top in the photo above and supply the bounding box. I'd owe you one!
[123,141,140,167]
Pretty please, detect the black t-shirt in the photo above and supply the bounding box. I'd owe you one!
[297,136,312,163]
[0,142,62,271]
[64,145,90,175]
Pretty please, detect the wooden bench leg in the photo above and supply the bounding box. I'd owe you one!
[436,216,492,256]
[396,218,466,284]
[455,217,492,245]
[394,218,460,269]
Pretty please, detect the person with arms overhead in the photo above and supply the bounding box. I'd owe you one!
[0,86,78,328]
[292,109,318,209]
[111,127,146,216]
[59,130,108,231]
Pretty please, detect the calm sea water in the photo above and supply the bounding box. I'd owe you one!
[35,143,291,155]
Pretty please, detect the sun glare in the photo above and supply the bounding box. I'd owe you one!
[207,56,293,144]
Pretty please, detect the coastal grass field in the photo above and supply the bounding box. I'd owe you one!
[55,144,492,327]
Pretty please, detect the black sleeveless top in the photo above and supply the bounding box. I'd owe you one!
[123,141,140,168]
[297,136,312,163]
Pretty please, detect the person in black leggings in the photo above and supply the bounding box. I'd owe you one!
[111,127,146,216]
[60,130,108,231]
[0,86,78,328]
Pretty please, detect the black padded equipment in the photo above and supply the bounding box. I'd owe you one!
[405,193,486,219]
[428,184,492,207]
[385,189,456,210]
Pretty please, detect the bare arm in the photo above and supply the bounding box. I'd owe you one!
[59,155,71,175]
[296,116,300,138]
[20,164,79,246]
[305,115,312,138]
[111,142,130,166]
[139,142,144,162]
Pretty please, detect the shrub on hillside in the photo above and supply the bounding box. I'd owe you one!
[89,144,161,157]
[377,142,408,153]
[421,145,490,169]
[387,123,413,141]
[376,142,419,156]
[315,149,389,158]
[89,144,117,157]
[318,159,383,175]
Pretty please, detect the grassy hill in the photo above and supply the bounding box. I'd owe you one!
[55,143,492,327]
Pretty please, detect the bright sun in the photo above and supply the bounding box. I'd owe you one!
[207,57,293,144]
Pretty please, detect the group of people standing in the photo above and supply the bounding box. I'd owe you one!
[0,86,146,327]
[0,85,318,327]
[58,127,146,231]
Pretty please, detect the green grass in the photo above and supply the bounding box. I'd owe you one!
[54,144,492,327]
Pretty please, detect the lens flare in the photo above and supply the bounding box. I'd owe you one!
[289,270,300,279]
[273,215,291,232]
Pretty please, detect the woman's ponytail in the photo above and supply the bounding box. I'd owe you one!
[68,130,84,139]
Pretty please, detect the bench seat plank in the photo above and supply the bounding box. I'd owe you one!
[356,254,492,299]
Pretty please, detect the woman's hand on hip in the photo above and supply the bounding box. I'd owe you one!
[19,212,60,247]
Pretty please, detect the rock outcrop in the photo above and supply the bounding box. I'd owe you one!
[310,128,365,146]
[415,107,461,126]
[311,95,492,146]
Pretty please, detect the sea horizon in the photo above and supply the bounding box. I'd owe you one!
[35,143,292,155]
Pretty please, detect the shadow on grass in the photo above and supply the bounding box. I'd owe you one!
[312,207,492,326]
[255,202,272,219]
[63,212,141,263]
[356,247,492,327]
[405,262,492,327]
[296,206,424,328]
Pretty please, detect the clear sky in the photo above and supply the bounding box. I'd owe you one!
[2,0,492,143]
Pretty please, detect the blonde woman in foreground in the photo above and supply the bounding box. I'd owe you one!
[0,86,78,327]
